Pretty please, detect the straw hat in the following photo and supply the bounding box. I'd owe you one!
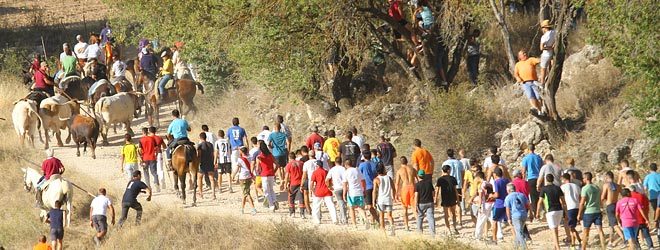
[541,19,553,28]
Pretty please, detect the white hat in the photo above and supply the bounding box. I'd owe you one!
[161,51,168,57]
[141,48,148,54]
[76,35,82,41]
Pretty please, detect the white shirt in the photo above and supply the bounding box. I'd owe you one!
[248,147,259,162]
[342,167,364,197]
[90,195,112,216]
[314,150,330,169]
[74,42,88,59]
[561,182,581,210]
[59,52,67,65]
[236,157,251,180]
[326,166,345,191]
[352,135,365,149]
[460,158,470,171]
[214,139,231,164]
[112,60,126,78]
[482,156,506,170]
[303,159,318,189]
[280,122,292,139]
[541,30,556,50]
[204,132,217,145]
[539,163,562,186]
[85,43,101,59]
[257,130,271,143]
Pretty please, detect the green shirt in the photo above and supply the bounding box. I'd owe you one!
[581,184,601,214]
[62,55,77,76]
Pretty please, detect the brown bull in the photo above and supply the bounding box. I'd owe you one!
[68,115,100,159]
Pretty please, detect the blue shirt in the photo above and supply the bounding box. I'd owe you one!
[494,178,510,208]
[644,172,660,200]
[167,118,189,139]
[442,158,464,188]
[48,209,64,229]
[268,131,288,157]
[359,161,377,190]
[521,153,542,180]
[227,126,246,149]
[504,192,529,219]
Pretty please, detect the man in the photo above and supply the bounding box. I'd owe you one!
[148,126,166,190]
[411,139,434,178]
[537,154,562,190]
[138,127,159,192]
[311,160,338,224]
[323,130,340,165]
[435,165,459,235]
[536,174,567,250]
[618,159,634,186]
[514,49,544,116]
[466,29,481,86]
[564,158,584,186]
[227,117,248,180]
[463,161,482,226]
[474,171,493,241]
[166,109,192,166]
[490,167,510,243]
[616,188,648,250]
[313,142,330,169]
[578,172,606,250]
[283,152,305,217]
[504,183,530,250]
[46,200,65,250]
[33,235,51,250]
[157,51,173,100]
[342,159,369,229]
[232,147,257,215]
[482,146,506,170]
[256,125,270,143]
[36,149,65,207]
[351,127,365,149]
[248,137,263,200]
[326,157,347,224]
[629,184,654,249]
[197,132,216,199]
[268,123,289,181]
[359,151,378,226]
[120,134,140,180]
[415,170,436,237]
[339,131,361,168]
[643,163,660,211]
[86,58,107,81]
[100,22,112,45]
[602,171,625,247]
[539,20,556,85]
[201,125,217,145]
[214,130,233,193]
[276,115,292,153]
[521,144,542,220]
[89,188,115,246]
[305,126,324,150]
[377,136,397,179]
[395,156,417,230]
[74,35,88,66]
[118,170,152,227]
[373,163,396,235]
[138,48,157,81]
[443,149,464,224]
[561,173,582,249]
[32,62,54,96]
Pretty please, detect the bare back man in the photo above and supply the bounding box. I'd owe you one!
[395,156,417,230]
[601,171,625,247]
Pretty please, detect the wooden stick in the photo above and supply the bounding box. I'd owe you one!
[40,36,47,60]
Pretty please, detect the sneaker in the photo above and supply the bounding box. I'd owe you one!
[251,208,257,215]
[269,206,276,212]
[301,214,307,219]
[240,208,244,214]
[93,236,101,247]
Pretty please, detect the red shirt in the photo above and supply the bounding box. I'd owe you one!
[305,133,324,151]
[151,135,164,149]
[33,70,48,89]
[42,157,63,180]
[388,1,403,21]
[259,153,276,177]
[311,168,332,197]
[512,177,529,197]
[631,191,650,224]
[285,160,303,186]
[139,136,157,161]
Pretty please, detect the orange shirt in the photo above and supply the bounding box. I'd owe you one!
[411,148,434,174]
[33,243,52,250]
[514,57,540,82]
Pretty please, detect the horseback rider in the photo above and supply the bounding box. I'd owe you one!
[166,109,194,168]
[110,53,128,90]
[139,48,158,83]
[157,51,174,102]
[36,149,65,207]
[31,61,55,97]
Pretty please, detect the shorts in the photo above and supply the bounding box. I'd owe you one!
[230,149,240,167]
[124,163,138,179]
[347,196,365,207]
[364,189,374,205]
[199,163,213,173]
[606,203,617,227]
[441,198,458,207]
[92,215,108,232]
[582,212,603,228]
[540,50,554,68]
[274,155,287,168]
[400,185,414,207]
[240,179,252,197]
[622,226,639,241]
[522,81,541,100]
[377,204,393,212]
[50,228,64,241]
[546,210,563,229]
[255,176,262,187]
[492,207,507,222]
[219,163,232,174]
[301,180,309,191]
[566,209,579,228]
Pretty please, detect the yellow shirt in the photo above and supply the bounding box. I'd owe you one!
[161,58,173,75]
[514,57,540,82]
[464,171,482,197]
[322,138,340,161]
[121,143,139,164]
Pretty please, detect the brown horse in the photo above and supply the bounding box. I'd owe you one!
[170,141,199,206]
[142,74,204,127]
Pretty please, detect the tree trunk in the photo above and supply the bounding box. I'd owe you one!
[490,0,516,75]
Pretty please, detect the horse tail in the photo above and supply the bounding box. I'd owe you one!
[195,82,204,95]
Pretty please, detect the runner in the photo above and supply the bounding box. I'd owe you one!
[313,142,330,169]
[617,160,634,187]
[504,183,530,250]
[196,132,216,199]
[248,137,263,199]
[322,130,340,165]
[120,134,140,180]
[560,173,582,249]
[511,169,532,241]
[256,141,278,211]
[327,157,347,224]
[214,130,233,193]
[435,165,459,235]
[359,151,378,227]
[148,127,166,190]
[201,125,217,145]
[339,131,361,168]
[563,158,583,186]
[342,159,369,229]
[602,171,625,247]
[305,126,324,150]
[282,152,305,217]
[629,183,654,249]
[138,127,159,192]
[232,147,257,215]
[490,167,510,243]
[443,149,464,225]
[351,127,365,149]
[268,123,289,182]
[474,171,493,241]
[302,150,318,217]
[616,188,649,250]
[537,154,562,189]
[415,170,436,237]
[89,188,115,246]
[118,170,151,227]
[411,139,434,178]
[521,144,543,220]
[256,126,271,143]
[463,161,482,226]
[46,200,65,250]
[578,172,606,250]
[395,156,417,230]
[373,163,396,235]
[536,174,567,250]
[311,160,338,224]
[482,146,505,170]
[227,117,248,182]
[643,163,660,212]
[377,136,397,179]
[275,115,292,153]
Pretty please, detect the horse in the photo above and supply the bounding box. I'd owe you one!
[142,74,204,127]
[88,79,114,108]
[22,168,73,227]
[170,140,199,206]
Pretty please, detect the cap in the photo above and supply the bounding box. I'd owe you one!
[541,19,553,28]
[313,142,322,149]
[417,170,425,177]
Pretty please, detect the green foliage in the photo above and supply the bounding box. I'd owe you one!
[0,48,28,76]
[587,0,659,140]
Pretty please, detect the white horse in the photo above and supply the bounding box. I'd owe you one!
[22,167,73,227]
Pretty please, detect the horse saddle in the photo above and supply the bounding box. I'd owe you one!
[174,142,196,166]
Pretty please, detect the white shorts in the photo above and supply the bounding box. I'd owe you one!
[540,50,554,68]
[546,210,563,229]
[230,149,240,171]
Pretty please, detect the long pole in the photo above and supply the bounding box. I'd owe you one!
[16,156,96,198]
[40,36,47,60]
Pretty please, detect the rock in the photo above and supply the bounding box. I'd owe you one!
[380,103,405,122]
[591,152,608,170]
[534,140,553,158]
[500,138,521,164]
[608,145,631,165]
[631,139,658,166]
[337,98,352,112]
[511,121,544,146]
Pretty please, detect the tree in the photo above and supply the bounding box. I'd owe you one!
[488,0,516,75]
